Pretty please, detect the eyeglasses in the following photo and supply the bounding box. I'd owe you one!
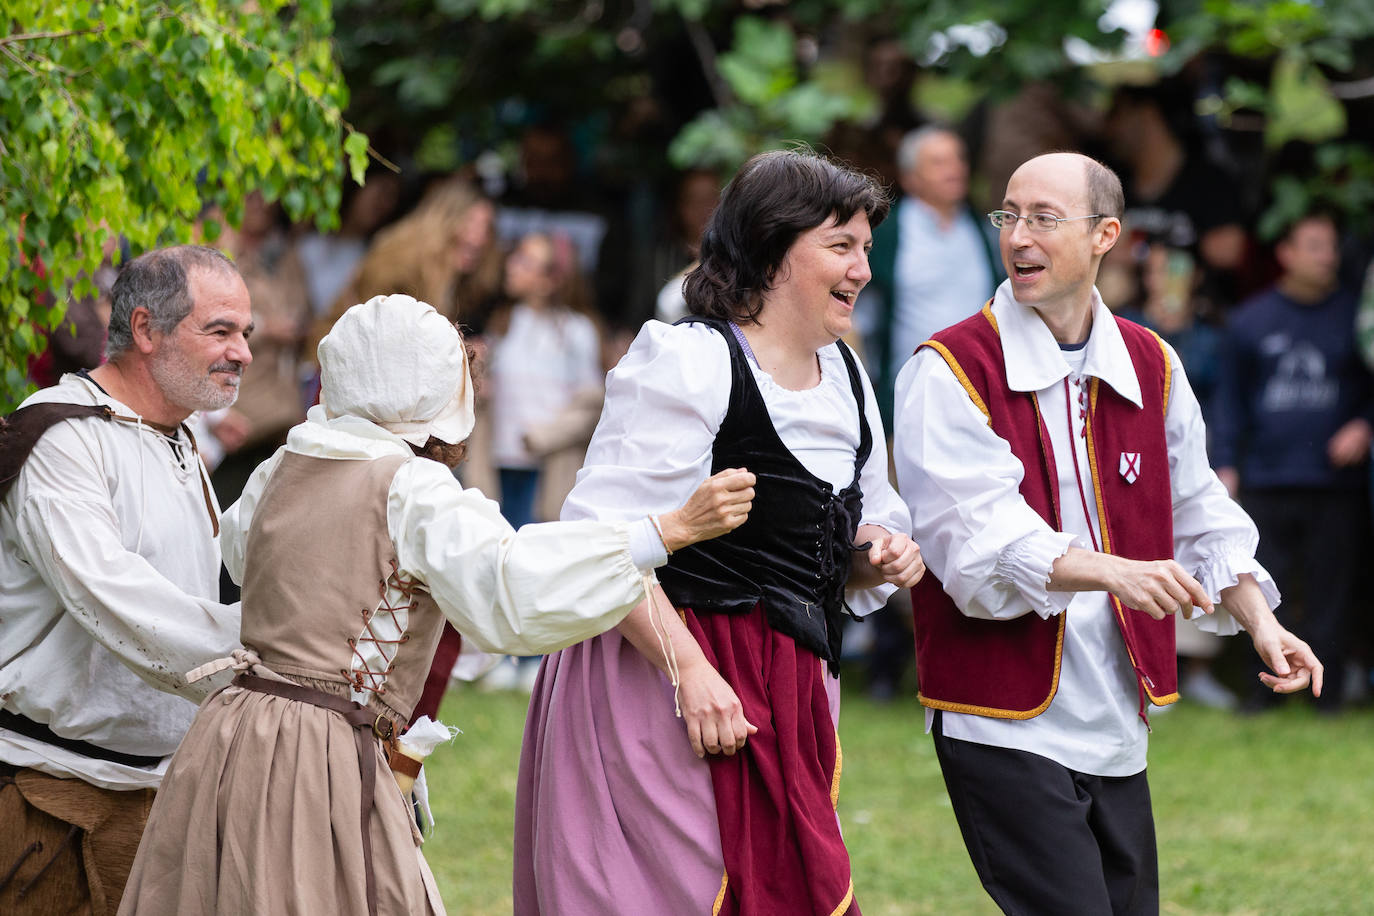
[987,210,1104,232]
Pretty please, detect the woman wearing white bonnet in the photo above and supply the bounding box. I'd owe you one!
[120,293,755,915]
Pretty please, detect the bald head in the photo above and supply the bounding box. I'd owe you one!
[1009,153,1123,224]
[999,153,1123,323]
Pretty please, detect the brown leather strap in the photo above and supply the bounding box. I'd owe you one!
[0,403,113,503]
[234,674,386,916]
[175,419,220,536]
[388,752,422,780]
[0,401,220,536]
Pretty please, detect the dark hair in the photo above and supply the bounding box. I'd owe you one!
[106,245,238,360]
[1277,208,1339,245]
[683,149,889,323]
[410,436,468,469]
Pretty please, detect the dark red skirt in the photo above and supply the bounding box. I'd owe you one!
[409,622,462,726]
[683,604,858,916]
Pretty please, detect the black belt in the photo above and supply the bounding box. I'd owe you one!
[0,708,166,769]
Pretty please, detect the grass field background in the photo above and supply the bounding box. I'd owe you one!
[423,679,1374,915]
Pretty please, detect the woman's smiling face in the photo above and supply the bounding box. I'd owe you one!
[766,210,873,347]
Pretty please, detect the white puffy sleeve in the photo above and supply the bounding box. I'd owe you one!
[893,348,1079,620]
[562,320,731,522]
[389,458,664,656]
[219,445,287,585]
[848,346,911,614]
[1162,342,1277,634]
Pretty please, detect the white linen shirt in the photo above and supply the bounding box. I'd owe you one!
[563,320,911,616]
[222,406,668,664]
[894,282,1278,776]
[0,375,241,790]
[487,304,603,469]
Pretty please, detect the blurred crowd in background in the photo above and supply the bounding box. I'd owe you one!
[24,55,1374,715]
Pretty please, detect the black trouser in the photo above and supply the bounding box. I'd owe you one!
[1244,486,1364,710]
[932,714,1158,915]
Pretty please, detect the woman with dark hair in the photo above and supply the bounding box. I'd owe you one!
[515,149,924,915]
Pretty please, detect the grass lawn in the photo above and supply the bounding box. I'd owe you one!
[423,682,1374,915]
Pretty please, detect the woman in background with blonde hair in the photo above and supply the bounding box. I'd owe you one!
[307,176,502,357]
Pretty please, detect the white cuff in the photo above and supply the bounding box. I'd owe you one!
[846,580,898,618]
[628,517,670,572]
[1188,550,1279,636]
[995,530,1082,619]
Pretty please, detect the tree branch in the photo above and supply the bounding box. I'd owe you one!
[682,16,733,110]
[1331,76,1374,100]
[0,26,106,47]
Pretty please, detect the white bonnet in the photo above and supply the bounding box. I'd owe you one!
[317,294,475,446]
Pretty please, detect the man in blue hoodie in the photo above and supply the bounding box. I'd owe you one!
[1213,211,1374,712]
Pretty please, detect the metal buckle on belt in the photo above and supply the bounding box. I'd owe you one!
[372,714,394,742]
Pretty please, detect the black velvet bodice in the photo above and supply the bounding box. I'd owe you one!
[657,317,872,673]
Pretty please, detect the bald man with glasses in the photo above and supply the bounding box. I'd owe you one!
[892,153,1321,914]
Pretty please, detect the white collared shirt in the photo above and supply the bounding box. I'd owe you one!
[893,281,1277,776]
[0,375,241,790]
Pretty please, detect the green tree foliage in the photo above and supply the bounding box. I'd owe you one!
[2,1,368,410]
[1159,0,1374,236]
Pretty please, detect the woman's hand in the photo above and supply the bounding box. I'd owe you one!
[656,468,755,552]
[851,525,926,589]
[615,587,756,757]
[678,657,758,758]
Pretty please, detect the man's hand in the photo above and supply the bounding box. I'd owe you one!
[1102,556,1213,620]
[1050,549,1212,620]
[657,468,755,552]
[862,530,926,588]
[1214,466,1240,498]
[1249,620,1324,696]
[1327,418,1372,468]
[1217,573,1321,696]
[677,657,757,758]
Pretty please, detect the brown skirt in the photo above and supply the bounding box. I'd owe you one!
[118,682,443,915]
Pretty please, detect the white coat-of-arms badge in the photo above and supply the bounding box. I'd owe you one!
[1119,451,1141,484]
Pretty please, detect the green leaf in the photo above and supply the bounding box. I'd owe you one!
[344,130,370,185]
[2,0,350,409]
[1265,54,1346,148]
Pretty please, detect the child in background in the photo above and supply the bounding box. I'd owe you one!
[480,232,605,691]
[486,232,603,529]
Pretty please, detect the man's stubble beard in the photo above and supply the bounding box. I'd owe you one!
[149,342,242,413]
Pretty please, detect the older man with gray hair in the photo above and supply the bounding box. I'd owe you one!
[860,125,1004,428]
[0,244,249,914]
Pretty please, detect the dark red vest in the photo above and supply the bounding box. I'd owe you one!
[912,304,1179,719]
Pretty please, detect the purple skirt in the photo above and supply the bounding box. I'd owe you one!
[513,627,842,915]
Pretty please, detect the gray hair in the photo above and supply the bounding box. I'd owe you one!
[896,125,961,175]
[105,245,238,360]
